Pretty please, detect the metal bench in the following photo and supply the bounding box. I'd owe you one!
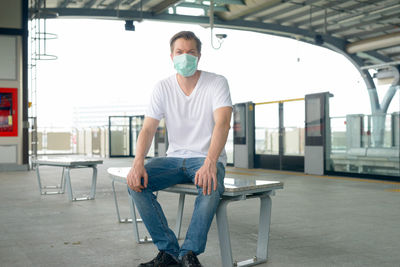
[33,157,103,201]
[108,167,283,267]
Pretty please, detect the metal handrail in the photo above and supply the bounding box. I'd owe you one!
[255,98,304,105]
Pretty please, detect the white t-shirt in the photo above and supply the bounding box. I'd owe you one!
[146,71,232,165]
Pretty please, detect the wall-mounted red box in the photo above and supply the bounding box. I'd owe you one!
[0,88,18,136]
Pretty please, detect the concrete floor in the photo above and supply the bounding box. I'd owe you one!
[1,157,400,267]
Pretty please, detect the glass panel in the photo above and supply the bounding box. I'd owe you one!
[330,116,347,152]
[91,127,101,155]
[369,114,393,148]
[110,117,130,156]
[362,115,370,148]
[154,119,167,157]
[28,117,38,156]
[255,104,279,155]
[46,131,72,152]
[383,114,392,149]
[130,116,146,156]
[393,112,400,147]
[330,113,399,177]
[283,100,305,155]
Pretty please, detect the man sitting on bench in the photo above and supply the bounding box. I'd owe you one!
[127,31,232,267]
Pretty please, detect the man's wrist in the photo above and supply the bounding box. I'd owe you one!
[133,156,145,166]
[205,157,217,165]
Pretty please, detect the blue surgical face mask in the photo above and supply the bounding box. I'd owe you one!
[173,53,198,77]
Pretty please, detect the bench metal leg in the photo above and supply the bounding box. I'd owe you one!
[65,166,97,201]
[174,193,186,240]
[36,165,65,195]
[256,195,272,262]
[216,199,234,267]
[216,194,273,267]
[111,180,159,225]
[36,165,43,194]
[89,166,97,200]
[111,180,133,223]
[111,180,155,243]
[65,168,74,201]
[128,191,152,244]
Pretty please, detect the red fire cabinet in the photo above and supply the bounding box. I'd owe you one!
[0,88,18,136]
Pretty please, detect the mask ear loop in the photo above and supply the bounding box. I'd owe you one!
[209,0,223,50]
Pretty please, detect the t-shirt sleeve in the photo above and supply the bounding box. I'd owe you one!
[145,83,164,120]
[212,76,232,111]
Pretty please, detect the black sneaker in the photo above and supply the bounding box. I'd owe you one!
[138,251,180,267]
[181,251,202,267]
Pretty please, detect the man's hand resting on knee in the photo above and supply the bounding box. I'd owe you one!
[195,158,218,195]
[127,159,148,192]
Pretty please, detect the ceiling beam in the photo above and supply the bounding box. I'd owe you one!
[274,0,344,24]
[347,32,400,54]
[343,25,397,40]
[151,0,182,15]
[176,2,229,13]
[215,0,245,5]
[257,0,320,22]
[107,0,123,9]
[123,0,141,6]
[329,2,400,26]
[84,0,99,8]
[131,0,152,10]
[292,1,372,28]
[385,51,400,58]
[360,60,400,70]
[329,12,400,35]
[59,0,72,8]
[299,2,400,32]
[218,0,282,21]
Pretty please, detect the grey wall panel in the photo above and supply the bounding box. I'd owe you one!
[0,0,22,29]
[305,146,324,175]
[0,145,17,164]
[0,35,17,80]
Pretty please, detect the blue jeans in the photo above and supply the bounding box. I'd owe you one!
[128,157,225,259]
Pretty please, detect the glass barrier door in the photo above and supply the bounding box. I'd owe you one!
[109,116,131,157]
[130,116,146,157]
[154,119,167,157]
[254,98,305,171]
[109,115,152,158]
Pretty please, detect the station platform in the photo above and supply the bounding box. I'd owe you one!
[1,157,399,267]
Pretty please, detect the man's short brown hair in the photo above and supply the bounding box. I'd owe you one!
[170,31,202,54]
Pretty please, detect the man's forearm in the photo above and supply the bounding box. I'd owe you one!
[133,128,155,164]
[206,122,231,164]
[132,117,160,165]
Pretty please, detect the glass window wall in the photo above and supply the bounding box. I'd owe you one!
[255,104,279,155]
[109,117,130,156]
[283,100,305,156]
